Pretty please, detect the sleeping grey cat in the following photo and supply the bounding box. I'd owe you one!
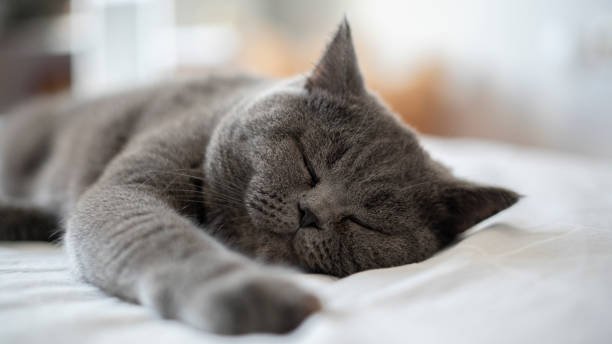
[0,20,518,334]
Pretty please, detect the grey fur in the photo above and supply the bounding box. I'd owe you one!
[0,20,519,334]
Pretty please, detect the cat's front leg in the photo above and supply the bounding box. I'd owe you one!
[66,183,320,334]
[139,256,321,334]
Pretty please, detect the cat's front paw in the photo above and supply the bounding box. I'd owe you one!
[187,273,321,334]
[139,264,321,335]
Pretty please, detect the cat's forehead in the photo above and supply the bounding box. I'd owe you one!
[245,87,431,177]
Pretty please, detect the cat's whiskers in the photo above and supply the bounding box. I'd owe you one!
[178,188,244,205]
[173,191,243,206]
[145,169,243,195]
[129,169,245,209]
[402,180,435,192]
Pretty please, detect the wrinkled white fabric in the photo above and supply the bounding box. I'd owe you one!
[1,137,611,344]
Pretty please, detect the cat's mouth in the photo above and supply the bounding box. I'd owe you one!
[290,227,332,272]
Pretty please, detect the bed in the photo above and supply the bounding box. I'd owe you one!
[2,136,611,344]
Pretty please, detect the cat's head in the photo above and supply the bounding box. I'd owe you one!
[204,19,519,277]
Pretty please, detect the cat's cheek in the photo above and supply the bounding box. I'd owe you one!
[244,175,303,235]
[292,228,340,274]
[291,228,318,269]
[350,233,430,269]
[246,203,299,235]
[244,230,298,264]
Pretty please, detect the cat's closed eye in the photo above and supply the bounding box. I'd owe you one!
[295,140,319,186]
[345,215,387,235]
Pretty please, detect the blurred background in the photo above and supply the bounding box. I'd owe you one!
[0,0,611,159]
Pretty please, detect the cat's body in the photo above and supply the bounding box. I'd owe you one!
[0,75,261,216]
[2,74,314,267]
[0,21,518,334]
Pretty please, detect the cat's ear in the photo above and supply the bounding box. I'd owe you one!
[432,181,520,238]
[306,17,365,97]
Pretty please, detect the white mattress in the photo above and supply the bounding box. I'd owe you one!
[2,137,611,344]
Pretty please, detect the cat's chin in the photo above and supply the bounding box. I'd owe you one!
[240,228,302,268]
[290,227,342,276]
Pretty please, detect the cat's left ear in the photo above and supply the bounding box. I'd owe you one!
[432,181,520,241]
[306,17,365,97]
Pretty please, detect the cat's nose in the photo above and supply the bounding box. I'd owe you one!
[298,204,321,229]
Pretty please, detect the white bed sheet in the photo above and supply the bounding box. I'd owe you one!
[1,137,611,344]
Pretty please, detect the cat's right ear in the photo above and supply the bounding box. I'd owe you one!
[430,181,520,243]
[306,18,365,98]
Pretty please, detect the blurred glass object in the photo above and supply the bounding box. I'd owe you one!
[69,0,176,97]
[0,0,610,159]
[0,0,70,110]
